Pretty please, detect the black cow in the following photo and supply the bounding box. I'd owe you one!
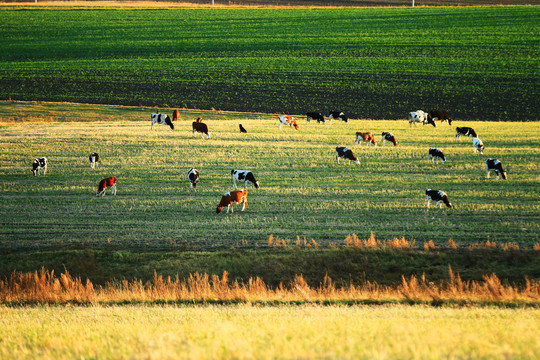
[430,110,452,125]
[329,111,348,123]
[425,189,453,208]
[307,112,325,124]
[336,146,360,165]
[187,168,200,188]
[486,158,507,180]
[231,170,259,189]
[456,127,477,141]
[428,148,446,163]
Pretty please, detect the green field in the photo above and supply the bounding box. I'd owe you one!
[1,305,539,359]
[1,6,538,120]
[1,101,539,251]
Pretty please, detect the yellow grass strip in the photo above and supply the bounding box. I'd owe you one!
[1,268,538,305]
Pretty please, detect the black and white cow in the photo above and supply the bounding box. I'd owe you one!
[430,110,452,125]
[336,146,360,165]
[187,168,200,188]
[328,111,348,123]
[231,170,259,189]
[428,148,446,163]
[486,158,507,180]
[425,189,453,208]
[89,152,99,169]
[32,157,48,176]
[408,110,436,127]
[455,127,477,141]
[307,112,325,124]
[473,138,484,154]
[151,113,174,130]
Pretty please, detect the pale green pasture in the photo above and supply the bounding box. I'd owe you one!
[0,107,539,251]
[0,305,539,360]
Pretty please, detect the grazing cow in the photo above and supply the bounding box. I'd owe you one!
[473,138,484,154]
[231,170,260,189]
[187,168,200,188]
[455,127,477,141]
[151,113,174,130]
[408,110,436,127]
[96,176,117,197]
[485,158,507,180]
[277,116,299,130]
[336,146,360,165]
[239,124,247,133]
[306,112,325,124]
[430,110,452,125]
[172,109,180,121]
[32,157,48,176]
[89,152,99,169]
[216,189,248,214]
[425,189,453,208]
[381,132,397,146]
[428,148,446,163]
[355,132,377,146]
[329,111,348,123]
[193,121,211,139]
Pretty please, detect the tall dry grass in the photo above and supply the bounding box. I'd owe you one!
[1,267,538,305]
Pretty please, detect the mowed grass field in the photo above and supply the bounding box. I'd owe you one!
[0,6,538,120]
[1,304,539,360]
[1,102,539,253]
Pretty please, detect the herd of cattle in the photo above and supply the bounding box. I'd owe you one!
[30,109,508,212]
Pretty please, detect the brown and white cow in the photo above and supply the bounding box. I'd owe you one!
[430,110,452,125]
[355,132,376,146]
[193,121,211,139]
[216,189,248,214]
[96,176,117,197]
[277,115,299,130]
[381,132,397,146]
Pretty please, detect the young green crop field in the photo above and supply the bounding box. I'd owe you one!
[1,304,539,359]
[1,101,539,255]
[0,6,538,120]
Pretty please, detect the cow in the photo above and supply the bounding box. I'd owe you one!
[89,152,99,169]
[151,113,174,130]
[430,110,452,125]
[32,157,48,176]
[336,146,360,165]
[355,132,376,146]
[455,127,477,141]
[277,116,299,130]
[485,158,507,180]
[187,168,200,188]
[231,170,260,189]
[381,132,397,146]
[473,138,484,154]
[428,148,446,163]
[172,109,180,121]
[425,189,453,208]
[216,189,248,214]
[408,110,436,127]
[96,176,117,197]
[193,121,211,139]
[329,111,348,123]
[239,124,247,133]
[306,112,325,124]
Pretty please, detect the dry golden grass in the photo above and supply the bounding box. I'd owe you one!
[1,266,538,305]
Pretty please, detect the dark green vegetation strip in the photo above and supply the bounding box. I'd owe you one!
[1,7,538,120]
[1,247,539,288]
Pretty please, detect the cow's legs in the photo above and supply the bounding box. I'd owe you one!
[426,198,431,208]
[111,184,117,196]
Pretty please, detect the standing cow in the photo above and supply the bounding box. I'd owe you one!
[151,113,174,130]
[408,110,436,127]
[32,157,48,176]
[96,176,117,197]
[355,132,377,146]
[89,152,99,169]
[336,146,360,165]
[231,170,260,189]
[277,116,299,130]
[328,111,348,123]
[486,158,507,180]
[187,168,200,188]
[381,132,397,146]
[193,121,211,139]
[307,112,325,124]
[430,110,452,125]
